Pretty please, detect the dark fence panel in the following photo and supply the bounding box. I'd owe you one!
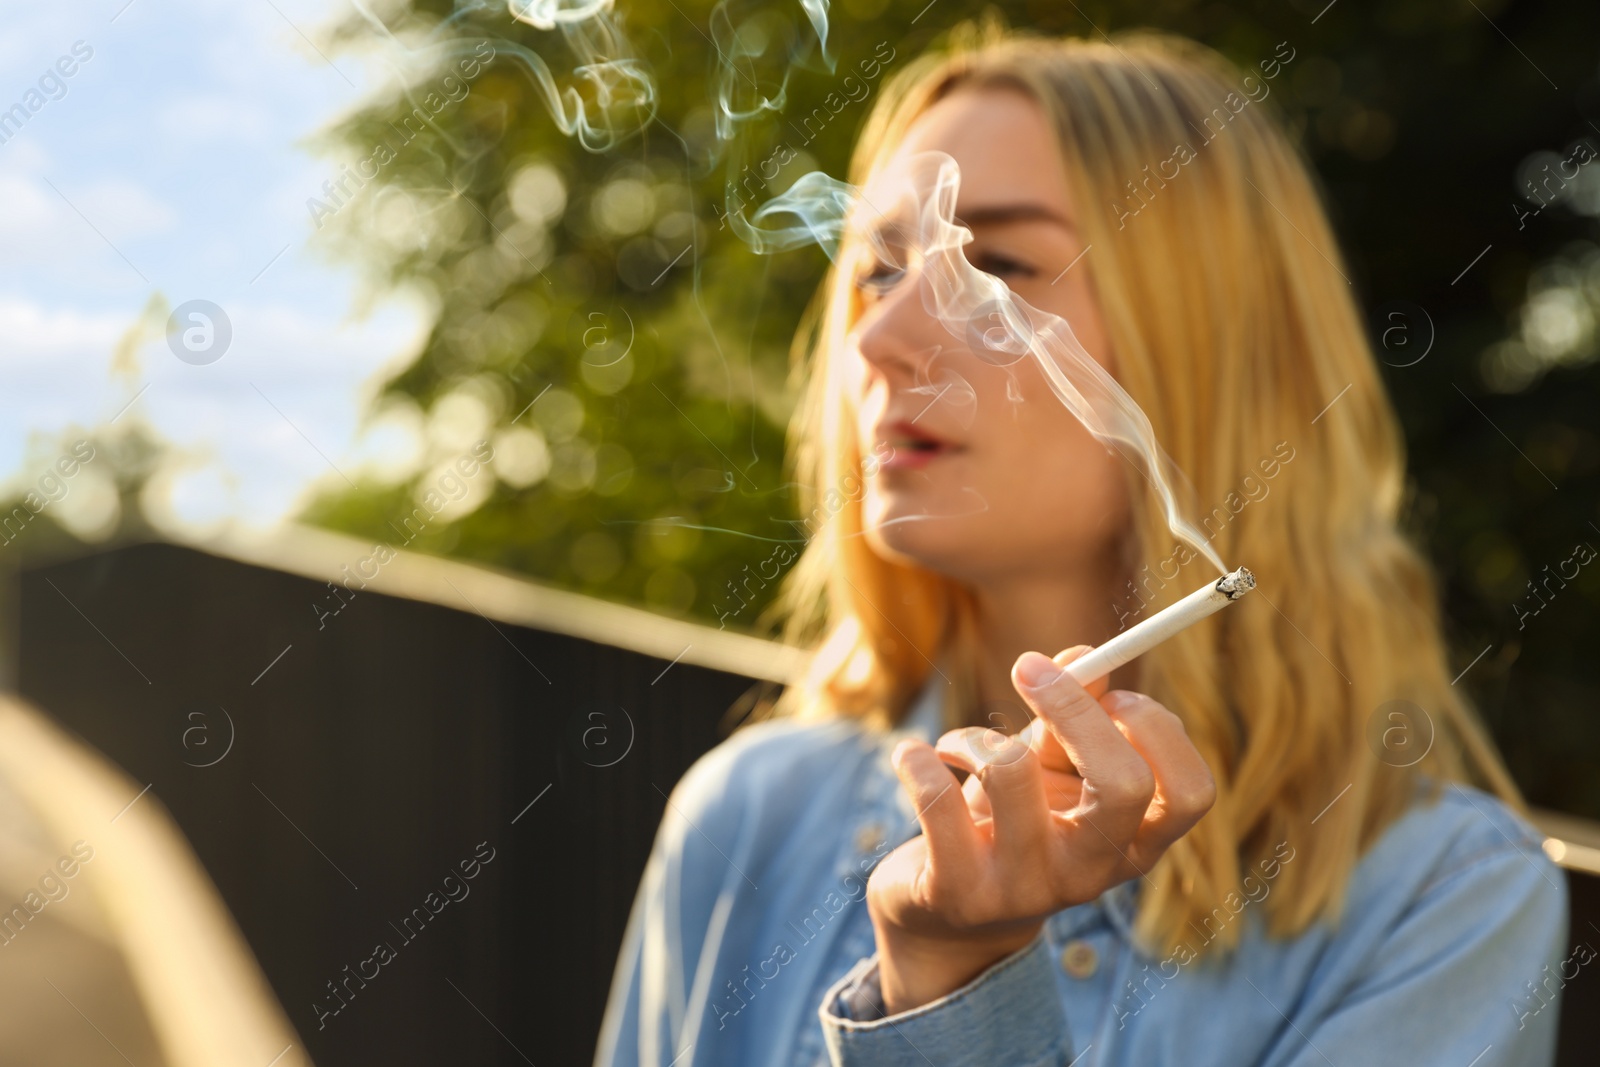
[19,541,765,1066]
[14,540,1600,1064]
[1558,867,1599,1065]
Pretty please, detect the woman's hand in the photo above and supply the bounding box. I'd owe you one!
[959,646,1106,820]
[865,645,1217,1016]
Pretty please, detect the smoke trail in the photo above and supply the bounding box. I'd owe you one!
[710,8,793,143]
[743,151,1230,576]
[708,0,835,142]
[705,0,836,272]
[501,0,657,150]
[797,0,833,71]
[343,0,658,153]
[731,168,856,254]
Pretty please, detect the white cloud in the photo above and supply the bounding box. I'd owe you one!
[0,165,174,288]
[0,0,444,536]
[0,296,126,356]
[0,291,430,529]
[156,95,273,141]
[71,178,177,242]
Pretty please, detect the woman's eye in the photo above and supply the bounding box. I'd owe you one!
[970,251,1036,280]
[855,261,905,294]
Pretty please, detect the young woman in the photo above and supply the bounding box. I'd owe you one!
[595,22,1569,1067]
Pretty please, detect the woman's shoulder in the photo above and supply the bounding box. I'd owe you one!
[1341,778,1567,940]
[663,714,889,847]
[668,675,944,825]
[1366,780,1553,886]
[654,676,943,887]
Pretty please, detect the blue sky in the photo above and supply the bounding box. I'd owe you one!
[1,0,430,534]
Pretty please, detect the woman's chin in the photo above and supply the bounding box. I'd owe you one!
[861,500,971,572]
[865,527,940,570]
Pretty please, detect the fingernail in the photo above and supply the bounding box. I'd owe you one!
[1017,652,1062,690]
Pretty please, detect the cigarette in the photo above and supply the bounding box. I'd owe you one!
[1059,566,1255,689]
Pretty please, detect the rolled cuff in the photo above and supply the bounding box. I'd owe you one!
[817,931,1072,1067]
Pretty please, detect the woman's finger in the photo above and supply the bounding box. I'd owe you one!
[961,769,988,815]
[1039,770,1085,812]
[936,726,1048,853]
[1100,691,1217,860]
[964,767,1082,818]
[1051,644,1112,695]
[956,730,1051,868]
[1019,646,1110,775]
[935,726,1024,777]
[890,738,983,873]
[1012,650,1156,853]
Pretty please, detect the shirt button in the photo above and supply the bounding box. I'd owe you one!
[1060,939,1098,979]
[854,821,885,854]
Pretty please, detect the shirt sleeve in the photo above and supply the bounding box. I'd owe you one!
[592,717,879,1067]
[590,743,756,1067]
[816,930,1075,1067]
[1257,839,1569,1067]
[588,843,656,1067]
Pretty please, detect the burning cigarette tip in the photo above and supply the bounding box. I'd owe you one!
[1061,565,1256,687]
[1216,567,1256,599]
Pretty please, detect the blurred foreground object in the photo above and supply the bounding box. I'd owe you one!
[0,692,309,1067]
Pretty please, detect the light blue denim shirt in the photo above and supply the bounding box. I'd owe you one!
[593,669,1569,1067]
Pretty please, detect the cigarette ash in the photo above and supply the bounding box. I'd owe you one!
[1216,567,1256,599]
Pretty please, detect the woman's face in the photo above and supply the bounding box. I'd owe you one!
[845,87,1131,586]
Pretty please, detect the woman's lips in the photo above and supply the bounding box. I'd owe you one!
[878,441,961,470]
[872,418,961,471]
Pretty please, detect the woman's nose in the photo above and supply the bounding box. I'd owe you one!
[855,275,950,381]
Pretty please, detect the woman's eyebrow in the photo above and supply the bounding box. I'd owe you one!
[954,202,1076,231]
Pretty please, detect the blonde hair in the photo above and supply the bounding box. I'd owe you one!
[746,17,1526,962]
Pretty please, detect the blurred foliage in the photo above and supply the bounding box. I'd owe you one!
[292,0,1600,816]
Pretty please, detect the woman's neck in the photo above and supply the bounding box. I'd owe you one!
[967,558,1134,730]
